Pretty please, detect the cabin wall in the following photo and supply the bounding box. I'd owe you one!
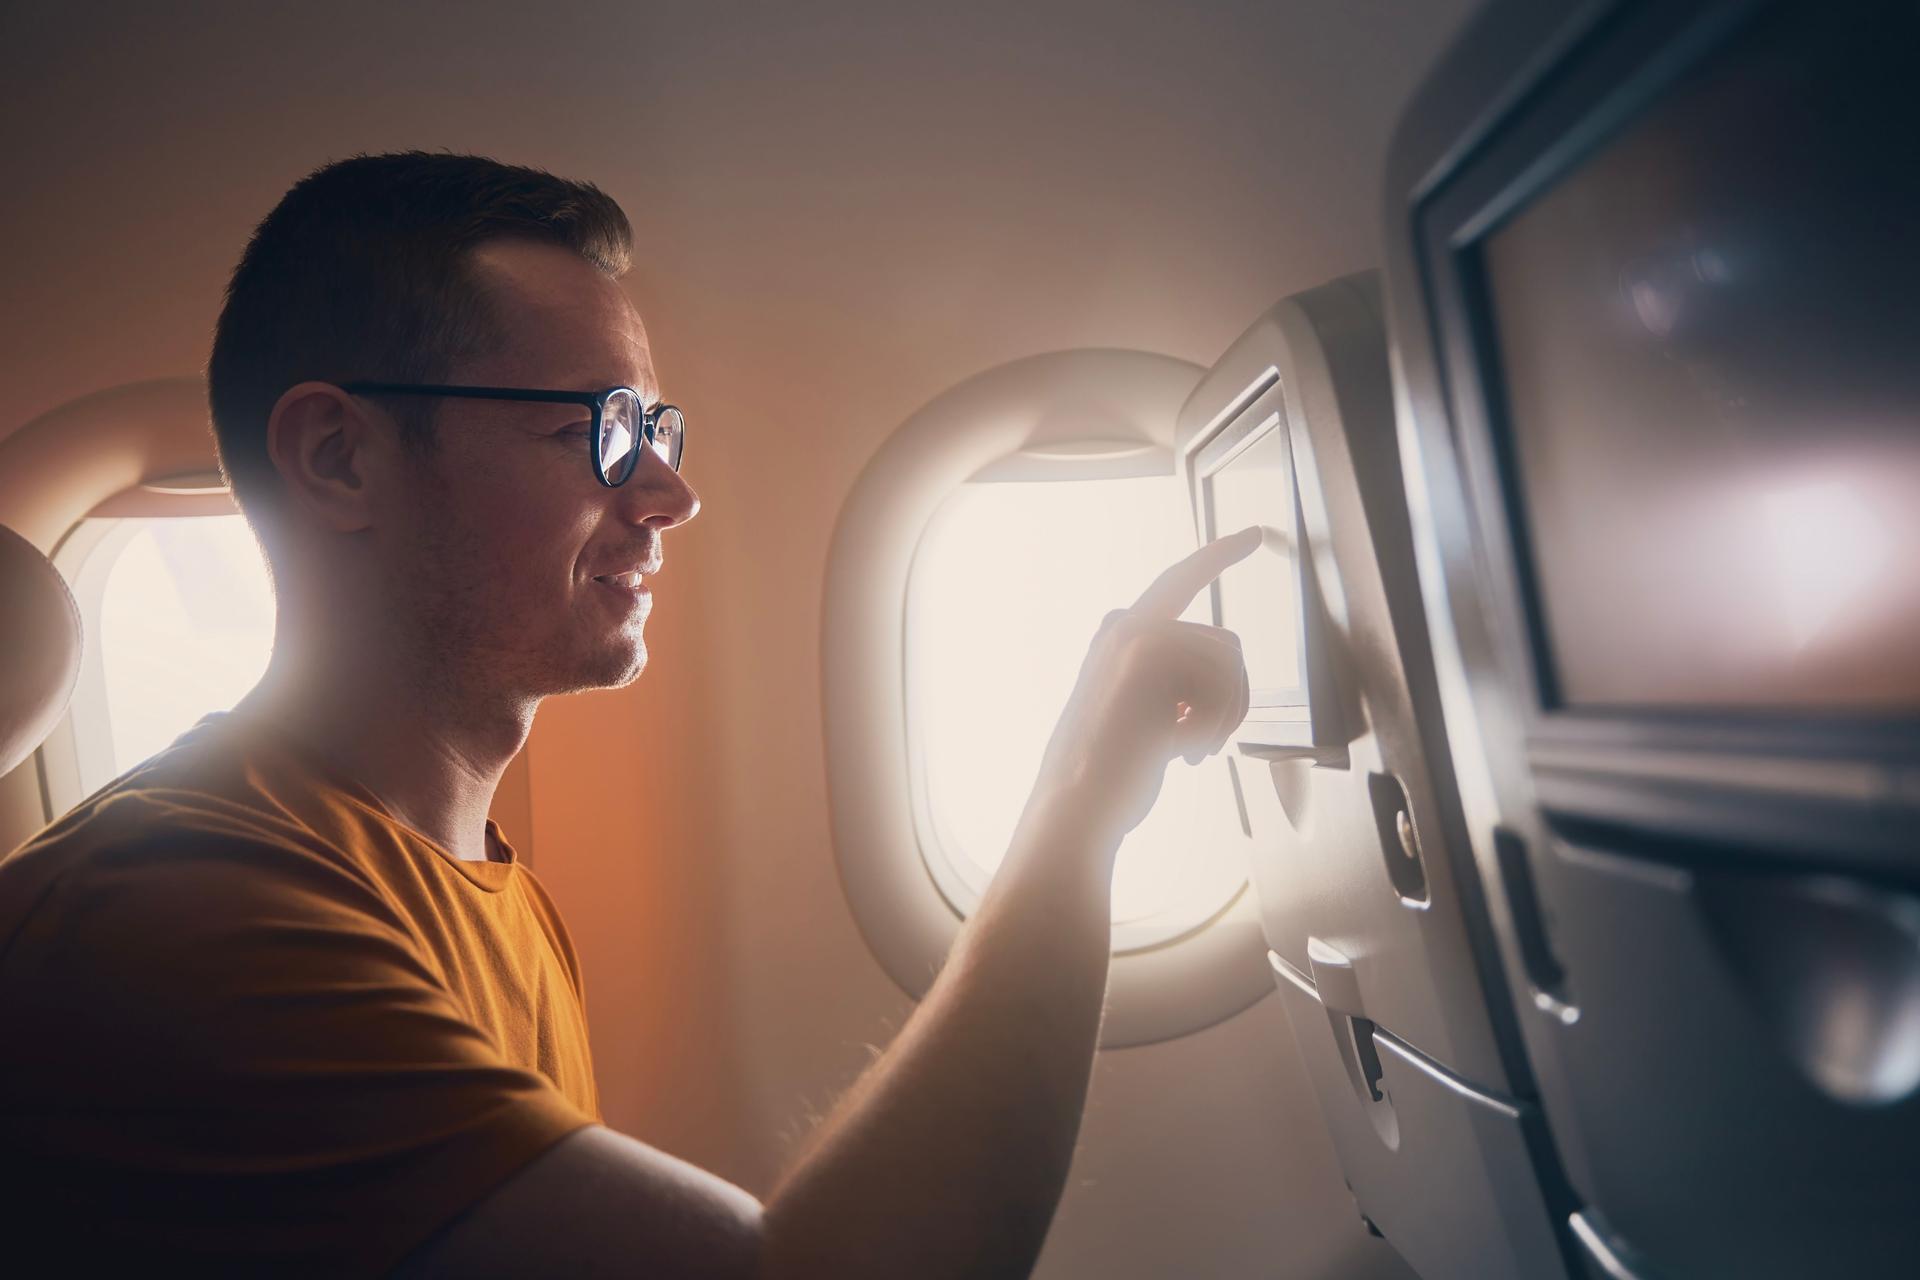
[3,3,1477,1274]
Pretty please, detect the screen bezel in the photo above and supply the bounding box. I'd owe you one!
[1417,0,1920,771]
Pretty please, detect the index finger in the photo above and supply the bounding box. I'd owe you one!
[1130,525,1266,620]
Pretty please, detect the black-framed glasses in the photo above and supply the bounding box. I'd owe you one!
[340,382,686,486]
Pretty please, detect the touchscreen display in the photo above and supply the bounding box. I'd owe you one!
[1204,423,1303,702]
[1479,4,1920,711]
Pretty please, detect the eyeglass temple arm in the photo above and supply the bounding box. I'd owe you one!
[340,382,603,408]
[342,383,675,447]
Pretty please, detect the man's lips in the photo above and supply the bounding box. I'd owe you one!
[590,567,654,614]
[590,543,661,605]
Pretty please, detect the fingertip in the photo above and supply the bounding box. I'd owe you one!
[1225,524,1267,562]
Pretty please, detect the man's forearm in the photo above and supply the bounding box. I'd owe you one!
[758,790,1120,1279]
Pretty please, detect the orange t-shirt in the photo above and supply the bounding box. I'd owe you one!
[0,715,601,1275]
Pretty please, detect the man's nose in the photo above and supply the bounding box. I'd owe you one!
[617,450,700,529]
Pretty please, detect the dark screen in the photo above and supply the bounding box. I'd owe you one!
[1480,4,1920,712]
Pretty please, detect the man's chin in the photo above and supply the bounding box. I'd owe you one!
[550,639,648,696]
[596,641,649,691]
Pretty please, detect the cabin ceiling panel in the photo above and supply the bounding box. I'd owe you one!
[1,0,1476,443]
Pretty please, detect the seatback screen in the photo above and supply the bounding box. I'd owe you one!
[1478,4,1920,712]
[1203,419,1304,704]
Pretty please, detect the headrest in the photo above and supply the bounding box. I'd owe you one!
[0,525,83,777]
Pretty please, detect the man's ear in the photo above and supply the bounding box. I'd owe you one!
[265,382,393,533]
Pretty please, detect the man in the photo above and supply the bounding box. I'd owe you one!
[0,152,1254,1276]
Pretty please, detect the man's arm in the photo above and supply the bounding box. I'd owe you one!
[395,796,1117,1280]
[401,530,1259,1278]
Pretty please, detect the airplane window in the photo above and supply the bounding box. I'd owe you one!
[69,515,274,795]
[906,474,1249,947]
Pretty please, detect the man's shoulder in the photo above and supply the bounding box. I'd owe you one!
[0,720,385,957]
[10,715,279,857]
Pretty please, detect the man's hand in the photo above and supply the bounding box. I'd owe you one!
[1029,525,1260,850]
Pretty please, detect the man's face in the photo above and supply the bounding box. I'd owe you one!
[375,238,700,701]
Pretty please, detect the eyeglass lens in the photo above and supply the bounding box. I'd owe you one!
[599,391,685,482]
[650,406,685,471]
[598,390,643,484]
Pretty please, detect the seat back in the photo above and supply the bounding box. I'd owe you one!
[1382,1,1920,1274]
[1174,273,1571,1279]
[0,525,83,781]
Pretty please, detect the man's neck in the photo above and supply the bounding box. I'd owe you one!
[234,622,535,863]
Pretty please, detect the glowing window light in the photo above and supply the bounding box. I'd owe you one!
[92,516,275,785]
[906,475,1250,944]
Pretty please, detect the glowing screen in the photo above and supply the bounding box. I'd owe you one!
[1202,422,1303,702]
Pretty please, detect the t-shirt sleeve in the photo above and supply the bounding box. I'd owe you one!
[0,821,596,1276]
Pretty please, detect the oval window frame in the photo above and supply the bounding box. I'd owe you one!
[822,350,1273,1047]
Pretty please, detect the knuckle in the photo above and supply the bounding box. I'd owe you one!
[1205,623,1242,648]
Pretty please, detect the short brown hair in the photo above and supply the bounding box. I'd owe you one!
[207,151,632,515]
